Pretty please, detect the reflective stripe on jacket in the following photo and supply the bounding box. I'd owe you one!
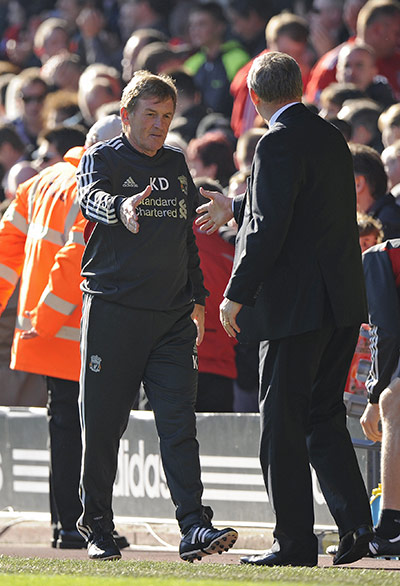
[0,147,85,380]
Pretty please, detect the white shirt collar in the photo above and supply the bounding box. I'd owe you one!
[269,102,300,128]
[392,183,400,202]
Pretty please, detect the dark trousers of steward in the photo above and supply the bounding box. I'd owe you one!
[77,294,205,538]
[47,376,82,532]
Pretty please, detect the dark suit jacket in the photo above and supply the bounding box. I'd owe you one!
[225,103,368,342]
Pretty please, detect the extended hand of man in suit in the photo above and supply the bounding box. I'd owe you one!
[195,187,234,234]
[220,298,242,338]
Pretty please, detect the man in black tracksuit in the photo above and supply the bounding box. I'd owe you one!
[76,70,237,561]
[360,239,400,557]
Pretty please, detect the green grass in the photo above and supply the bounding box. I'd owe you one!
[0,557,399,586]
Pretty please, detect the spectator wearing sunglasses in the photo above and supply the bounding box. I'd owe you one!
[8,68,50,156]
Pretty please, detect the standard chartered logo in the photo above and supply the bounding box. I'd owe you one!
[136,195,188,220]
[179,199,187,219]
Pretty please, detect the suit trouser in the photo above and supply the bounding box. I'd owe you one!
[78,294,204,537]
[47,376,82,531]
[258,313,372,560]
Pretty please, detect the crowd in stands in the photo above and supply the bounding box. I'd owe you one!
[1,0,400,412]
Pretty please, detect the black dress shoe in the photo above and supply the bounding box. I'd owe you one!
[55,528,130,550]
[240,550,317,567]
[57,529,86,549]
[333,524,374,565]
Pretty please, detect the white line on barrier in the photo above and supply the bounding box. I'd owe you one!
[12,449,49,462]
[12,465,49,478]
[203,489,268,502]
[13,481,49,493]
[202,472,264,486]
[200,456,260,468]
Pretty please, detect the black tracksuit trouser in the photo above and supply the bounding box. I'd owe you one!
[47,376,82,532]
[78,294,205,537]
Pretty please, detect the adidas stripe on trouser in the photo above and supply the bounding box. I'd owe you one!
[78,294,204,537]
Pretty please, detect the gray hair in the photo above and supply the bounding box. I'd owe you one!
[121,70,177,113]
[247,51,303,104]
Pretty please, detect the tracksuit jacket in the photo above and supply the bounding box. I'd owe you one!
[77,134,207,310]
[363,239,400,403]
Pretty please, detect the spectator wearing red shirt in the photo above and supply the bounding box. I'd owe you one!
[194,178,238,412]
[230,12,311,138]
[305,0,400,106]
[336,42,396,108]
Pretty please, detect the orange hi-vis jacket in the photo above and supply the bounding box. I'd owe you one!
[0,147,85,381]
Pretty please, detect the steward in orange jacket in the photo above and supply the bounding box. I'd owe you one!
[0,120,128,550]
[0,146,86,548]
[0,147,85,381]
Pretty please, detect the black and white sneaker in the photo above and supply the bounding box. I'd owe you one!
[369,534,400,558]
[179,524,238,562]
[87,531,121,560]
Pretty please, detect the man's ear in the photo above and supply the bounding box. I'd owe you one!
[354,174,366,193]
[120,107,129,125]
[249,88,260,106]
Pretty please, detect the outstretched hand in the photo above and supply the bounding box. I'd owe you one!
[195,187,234,234]
[120,185,152,234]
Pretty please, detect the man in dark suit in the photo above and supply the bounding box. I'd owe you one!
[196,51,373,567]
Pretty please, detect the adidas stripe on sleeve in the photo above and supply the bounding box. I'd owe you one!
[77,145,120,226]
